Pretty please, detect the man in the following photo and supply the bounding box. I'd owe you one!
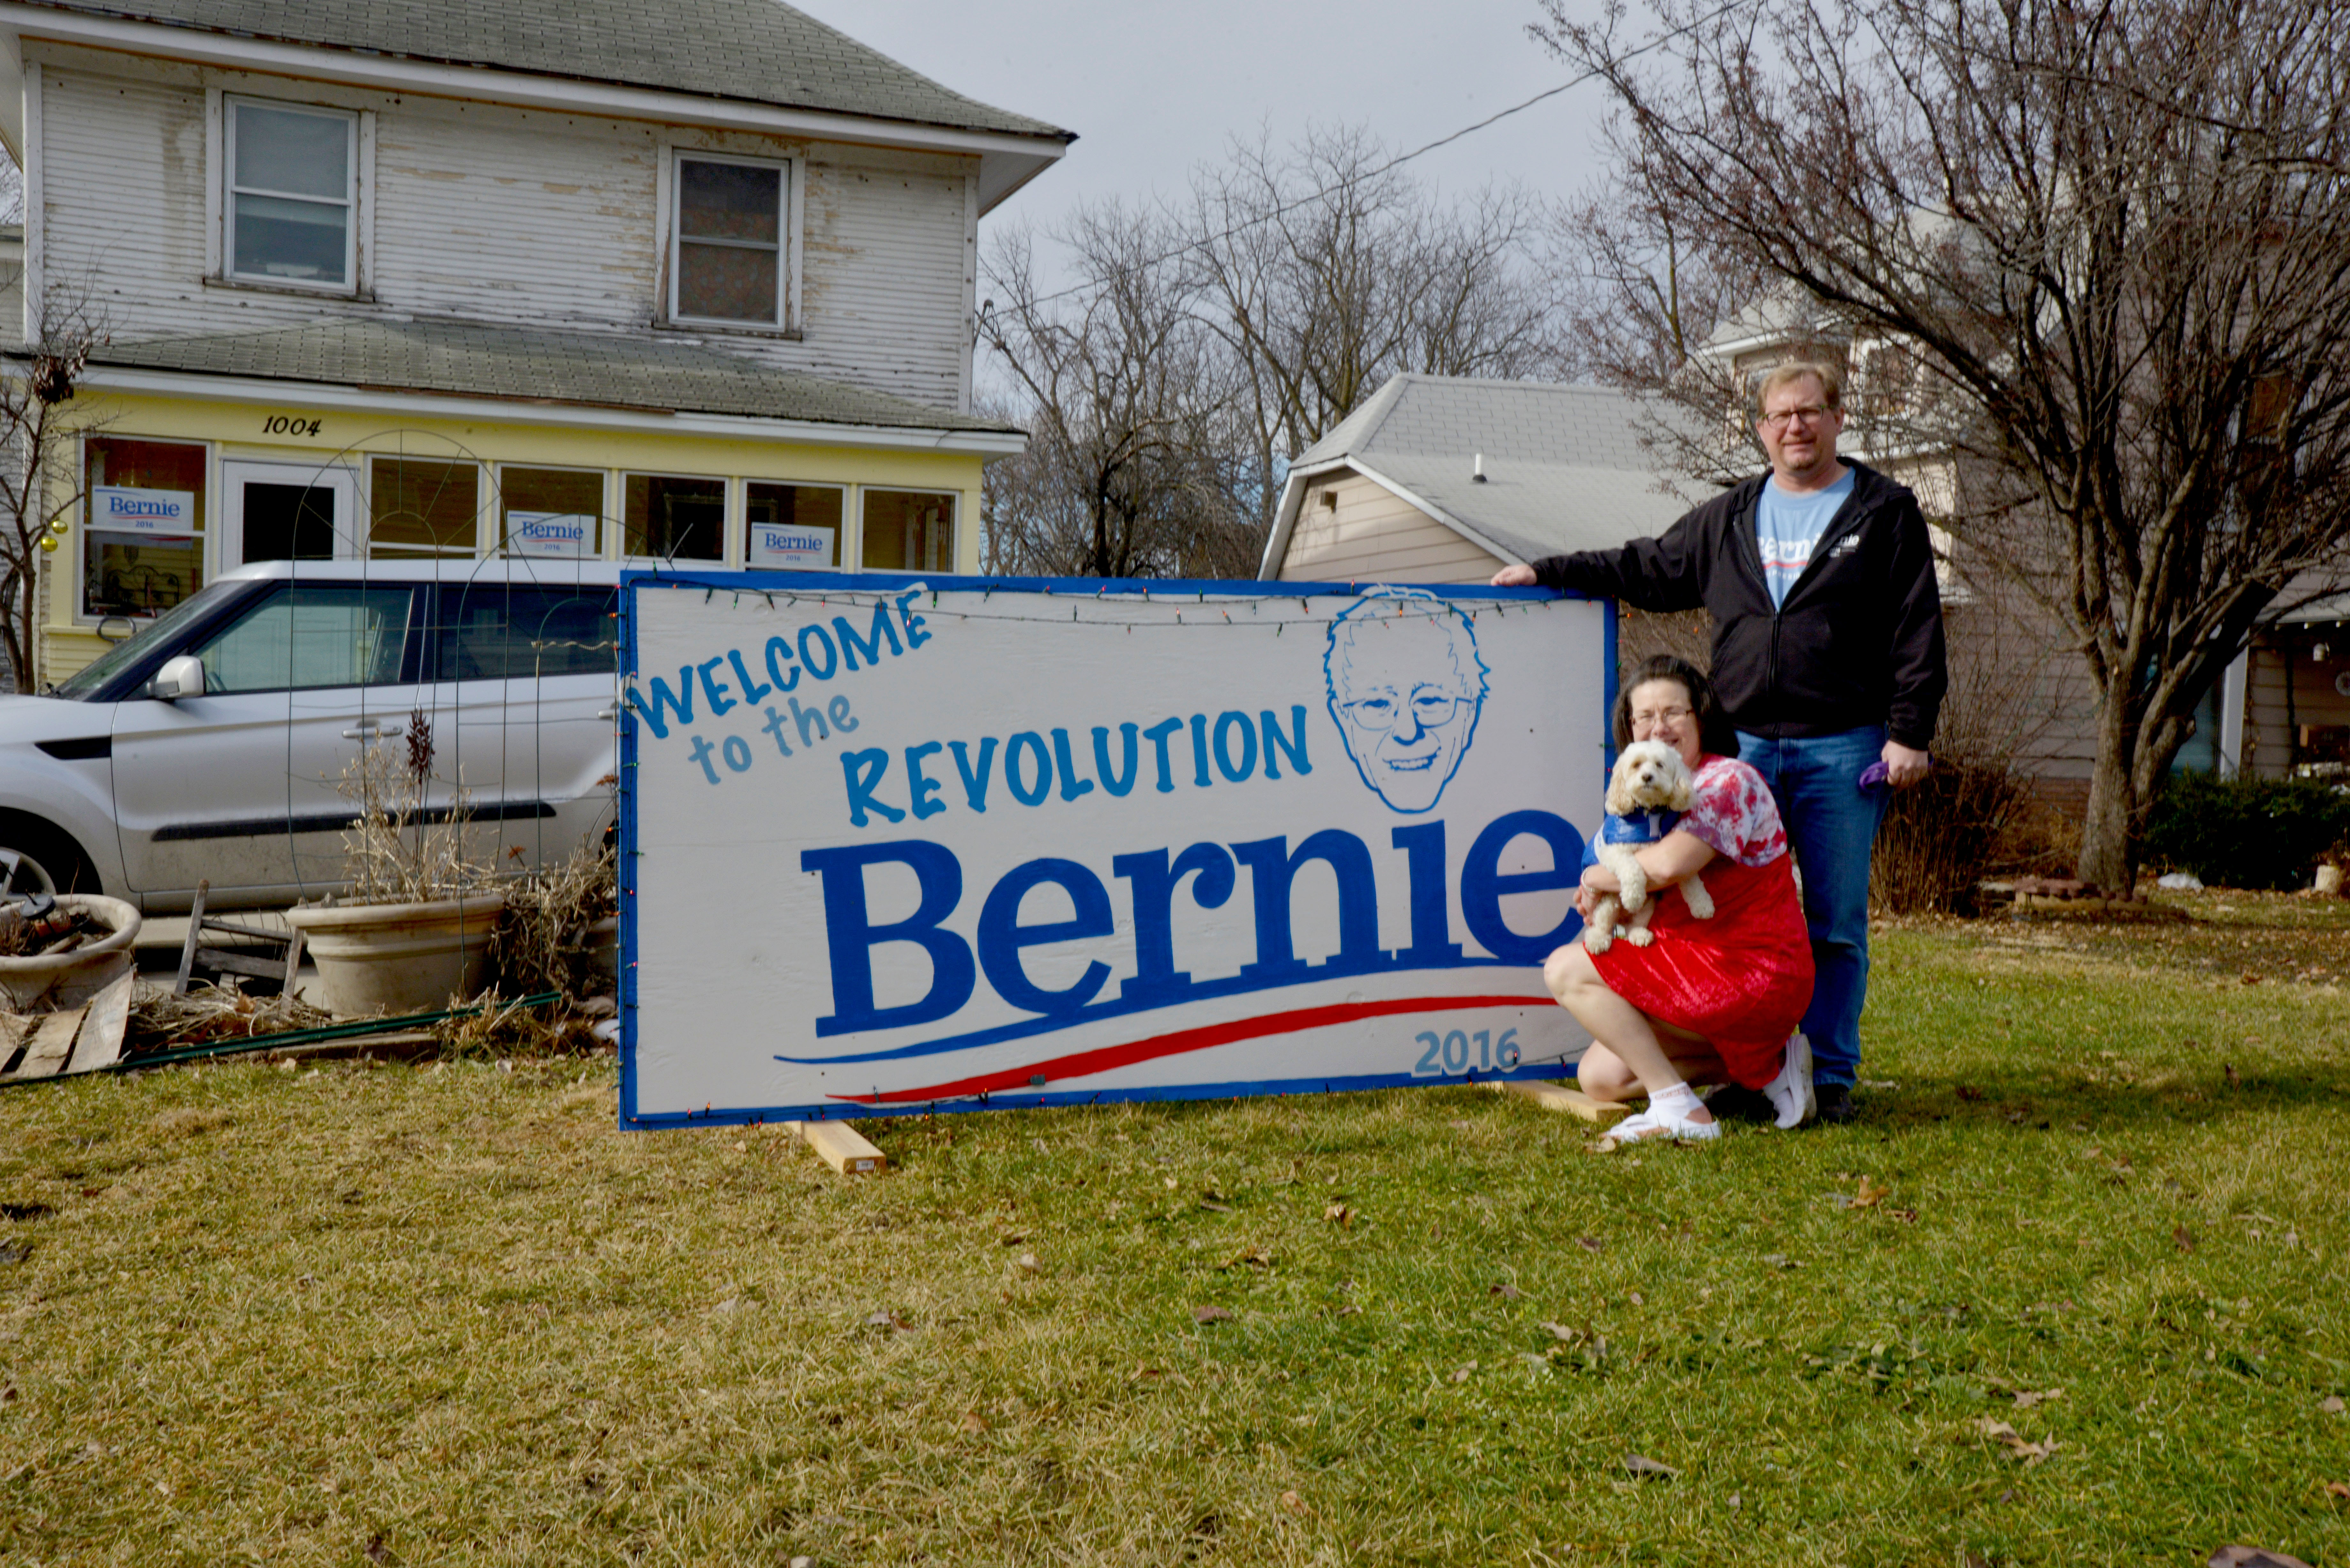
[1492,362,1945,1123]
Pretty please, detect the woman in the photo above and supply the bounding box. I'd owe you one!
[1543,656,1816,1140]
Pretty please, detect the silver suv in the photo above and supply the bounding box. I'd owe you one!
[0,558,619,912]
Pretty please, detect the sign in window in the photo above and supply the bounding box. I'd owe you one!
[83,437,206,619]
[744,482,842,570]
[499,466,606,559]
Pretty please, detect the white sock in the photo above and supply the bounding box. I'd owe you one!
[1648,1081,1705,1121]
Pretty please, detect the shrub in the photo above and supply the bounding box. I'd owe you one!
[2140,772,2350,891]
[1870,756,2041,914]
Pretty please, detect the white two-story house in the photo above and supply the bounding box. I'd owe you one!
[0,0,1072,682]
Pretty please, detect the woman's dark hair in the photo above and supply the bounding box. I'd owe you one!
[1612,654,1741,758]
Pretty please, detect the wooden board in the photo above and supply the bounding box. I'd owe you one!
[781,1120,888,1176]
[67,970,133,1074]
[1481,1078,1631,1124]
[13,1005,90,1081]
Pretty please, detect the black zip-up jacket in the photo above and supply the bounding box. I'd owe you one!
[1530,462,1947,749]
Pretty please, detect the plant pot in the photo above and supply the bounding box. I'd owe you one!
[284,892,506,1018]
[0,895,141,1011]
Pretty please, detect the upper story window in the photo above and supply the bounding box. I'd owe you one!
[226,98,357,289]
[670,153,791,328]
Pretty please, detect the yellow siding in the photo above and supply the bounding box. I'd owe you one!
[41,387,988,682]
[1276,473,1500,586]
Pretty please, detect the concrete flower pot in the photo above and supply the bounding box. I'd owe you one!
[284,893,506,1017]
[0,895,141,1011]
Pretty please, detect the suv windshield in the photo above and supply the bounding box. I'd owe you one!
[50,579,252,700]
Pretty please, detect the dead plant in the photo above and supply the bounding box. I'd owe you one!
[335,708,495,905]
[487,838,618,1000]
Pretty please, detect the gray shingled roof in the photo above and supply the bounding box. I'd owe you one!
[23,0,1071,140]
[93,317,1020,433]
[1281,374,1720,566]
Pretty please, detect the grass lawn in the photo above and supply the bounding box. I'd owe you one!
[3,891,2347,1566]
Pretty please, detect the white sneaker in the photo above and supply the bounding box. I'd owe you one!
[1764,1033,1816,1129]
[1611,1104,1724,1142]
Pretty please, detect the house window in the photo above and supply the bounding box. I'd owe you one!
[498,466,605,559]
[860,490,956,573]
[82,438,206,620]
[226,99,357,289]
[670,154,789,326]
[623,474,725,562]
[743,482,843,570]
[369,458,481,558]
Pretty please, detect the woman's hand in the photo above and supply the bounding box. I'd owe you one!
[1576,864,1617,920]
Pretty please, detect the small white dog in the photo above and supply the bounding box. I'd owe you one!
[1582,739,1716,954]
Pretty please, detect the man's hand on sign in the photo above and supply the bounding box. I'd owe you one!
[1882,740,1931,789]
[1490,563,1537,587]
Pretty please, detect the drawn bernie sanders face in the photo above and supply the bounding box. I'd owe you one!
[1325,593,1489,813]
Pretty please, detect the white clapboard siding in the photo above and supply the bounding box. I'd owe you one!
[793,158,970,406]
[372,101,660,330]
[34,52,978,411]
[1278,475,1503,586]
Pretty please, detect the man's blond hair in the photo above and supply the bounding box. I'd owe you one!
[1756,360,1843,415]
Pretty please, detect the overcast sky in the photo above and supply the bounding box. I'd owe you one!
[795,0,1619,239]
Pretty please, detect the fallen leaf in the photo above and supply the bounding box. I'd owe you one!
[1164,1176,1179,1189]
[2322,1396,2345,1414]
[1192,1305,1232,1324]
[1490,1283,1524,1300]
[2013,1388,2065,1410]
[1016,1253,1041,1273]
[1216,1245,1274,1271]
[2326,1481,2350,1502]
[366,1536,391,1564]
[1278,1489,1312,1517]
[1131,1364,1163,1380]
[1956,1085,1985,1101]
[2225,1064,2242,1088]
[1334,1304,1361,1317]
[1762,1253,1799,1270]
[864,1310,910,1331]
[1576,1236,1603,1253]
[999,1233,1026,1246]
[1973,1416,2060,1466]
[959,1412,988,1433]
[2175,1225,2197,1253]
[1323,1202,1354,1227]
[1451,1361,1478,1383]
[1199,1200,1234,1214]
[1623,1453,1679,1479]
[1852,1174,1890,1210]
[2208,1550,2316,1568]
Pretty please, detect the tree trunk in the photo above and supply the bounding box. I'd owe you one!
[2077,691,2137,893]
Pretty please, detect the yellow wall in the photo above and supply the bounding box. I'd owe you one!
[46,386,990,680]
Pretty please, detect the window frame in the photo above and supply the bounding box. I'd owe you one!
[78,433,211,627]
[365,455,485,560]
[494,463,610,560]
[858,486,961,575]
[222,95,361,294]
[665,149,796,331]
[620,470,730,565]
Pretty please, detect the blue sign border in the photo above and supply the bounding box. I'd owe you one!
[616,571,1614,1131]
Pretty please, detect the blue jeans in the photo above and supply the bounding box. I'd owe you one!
[1737,727,1890,1088]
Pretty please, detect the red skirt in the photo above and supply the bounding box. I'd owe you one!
[1590,853,1815,1089]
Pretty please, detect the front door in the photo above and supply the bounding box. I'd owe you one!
[220,460,360,565]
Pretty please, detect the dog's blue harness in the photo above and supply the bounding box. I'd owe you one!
[1580,808,1681,871]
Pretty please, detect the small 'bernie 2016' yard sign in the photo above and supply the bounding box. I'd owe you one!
[616,574,1609,1129]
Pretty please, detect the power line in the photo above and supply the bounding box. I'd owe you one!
[985,2,1741,319]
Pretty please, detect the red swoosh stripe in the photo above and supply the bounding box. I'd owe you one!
[837,993,1547,1105]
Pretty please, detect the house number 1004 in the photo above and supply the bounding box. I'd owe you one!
[261,415,323,436]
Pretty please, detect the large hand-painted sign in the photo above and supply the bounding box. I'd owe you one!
[617,575,1611,1129]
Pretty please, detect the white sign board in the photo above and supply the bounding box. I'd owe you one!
[89,486,196,539]
[507,511,597,559]
[748,522,835,569]
[618,574,1612,1130]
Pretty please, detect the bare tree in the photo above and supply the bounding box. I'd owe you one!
[1187,127,1570,522]
[1537,0,2350,890]
[980,209,1264,578]
[0,292,109,691]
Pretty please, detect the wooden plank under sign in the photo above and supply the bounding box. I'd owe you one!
[67,970,133,1074]
[13,1005,90,1080]
[782,1120,889,1175]
[1480,1078,1631,1125]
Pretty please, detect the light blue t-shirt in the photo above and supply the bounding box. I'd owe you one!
[1755,469,1856,609]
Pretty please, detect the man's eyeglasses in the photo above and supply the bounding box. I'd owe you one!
[1343,691,1462,729]
[1759,404,1832,432]
[1631,705,1694,728]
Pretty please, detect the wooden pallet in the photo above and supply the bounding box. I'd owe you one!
[0,968,134,1082]
[175,880,305,997]
[1479,1077,1632,1124]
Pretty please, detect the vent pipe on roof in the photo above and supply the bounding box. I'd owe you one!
[1473,452,1487,484]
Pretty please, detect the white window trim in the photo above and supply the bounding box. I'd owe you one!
[222,94,363,295]
[740,479,849,573]
[664,148,796,332]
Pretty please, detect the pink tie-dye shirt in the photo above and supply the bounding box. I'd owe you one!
[1673,754,1789,868]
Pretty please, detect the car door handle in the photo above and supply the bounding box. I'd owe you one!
[340,722,402,740]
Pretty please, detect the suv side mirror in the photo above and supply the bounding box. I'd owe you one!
[147,655,205,702]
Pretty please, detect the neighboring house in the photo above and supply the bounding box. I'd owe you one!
[0,0,1072,682]
[1257,373,1710,588]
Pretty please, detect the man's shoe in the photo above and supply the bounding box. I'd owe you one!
[1704,1083,1778,1123]
[1814,1083,1857,1125]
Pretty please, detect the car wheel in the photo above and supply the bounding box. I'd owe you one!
[0,813,101,899]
